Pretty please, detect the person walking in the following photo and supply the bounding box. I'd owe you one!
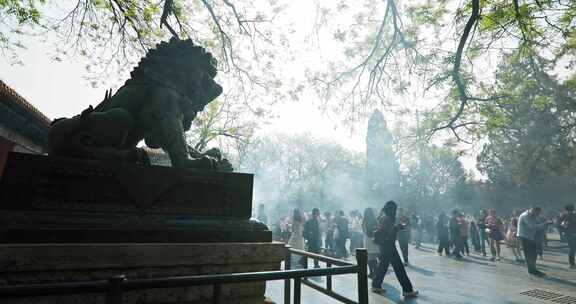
[350,211,363,254]
[323,211,334,253]
[397,208,411,265]
[470,216,481,253]
[506,212,522,262]
[304,208,322,268]
[559,204,576,269]
[371,201,418,298]
[535,213,547,261]
[411,213,423,248]
[334,211,350,258]
[288,209,306,267]
[449,210,463,259]
[477,209,489,256]
[517,206,550,276]
[460,213,470,256]
[485,209,504,261]
[362,208,379,278]
[424,216,436,244]
[436,213,451,256]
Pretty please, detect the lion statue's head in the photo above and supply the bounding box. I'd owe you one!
[128,38,223,130]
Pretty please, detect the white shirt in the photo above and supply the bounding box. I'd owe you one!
[517,210,547,241]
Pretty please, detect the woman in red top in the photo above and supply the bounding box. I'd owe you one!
[485,209,504,261]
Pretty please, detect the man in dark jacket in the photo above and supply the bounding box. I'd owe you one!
[559,204,576,269]
[436,213,450,256]
[449,210,463,259]
[304,208,322,268]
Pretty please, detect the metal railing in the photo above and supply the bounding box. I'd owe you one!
[0,247,368,304]
[285,247,368,304]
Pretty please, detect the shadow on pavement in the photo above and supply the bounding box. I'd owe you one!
[407,265,435,277]
[375,284,420,304]
[414,246,434,253]
[541,276,576,288]
[463,256,498,267]
[541,258,570,266]
[539,263,573,272]
[541,250,565,256]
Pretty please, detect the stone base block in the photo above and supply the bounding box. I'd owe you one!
[0,242,285,303]
[0,152,271,244]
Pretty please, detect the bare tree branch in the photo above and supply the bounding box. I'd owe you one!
[160,0,179,38]
[430,0,480,139]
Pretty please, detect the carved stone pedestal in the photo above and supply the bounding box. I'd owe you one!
[0,152,269,243]
[0,153,281,303]
[0,242,285,304]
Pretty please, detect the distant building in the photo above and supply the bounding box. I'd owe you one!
[0,80,51,174]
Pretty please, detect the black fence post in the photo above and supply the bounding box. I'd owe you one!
[326,262,332,291]
[284,245,292,304]
[106,275,126,304]
[355,249,369,304]
[294,277,301,304]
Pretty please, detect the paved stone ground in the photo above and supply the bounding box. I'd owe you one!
[266,238,576,304]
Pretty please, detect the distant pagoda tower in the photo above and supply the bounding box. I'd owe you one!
[365,110,400,205]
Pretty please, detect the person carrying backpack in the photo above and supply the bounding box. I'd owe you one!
[371,201,418,298]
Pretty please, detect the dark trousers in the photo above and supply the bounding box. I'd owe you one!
[479,231,488,254]
[351,232,363,253]
[471,231,481,251]
[372,242,414,293]
[308,241,321,267]
[462,236,469,255]
[452,234,463,258]
[335,237,348,258]
[536,240,544,257]
[325,231,334,250]
[438,237,450,255]
[520,237,538,273]
[398,238,409,264]
[568,234,576,265]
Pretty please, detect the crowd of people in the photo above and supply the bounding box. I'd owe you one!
[257,202,576,298]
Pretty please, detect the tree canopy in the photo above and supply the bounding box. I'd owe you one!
[4,0,576,210]
[5,0,576,134]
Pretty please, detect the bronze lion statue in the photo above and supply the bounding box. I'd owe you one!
[48,38,227,170]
